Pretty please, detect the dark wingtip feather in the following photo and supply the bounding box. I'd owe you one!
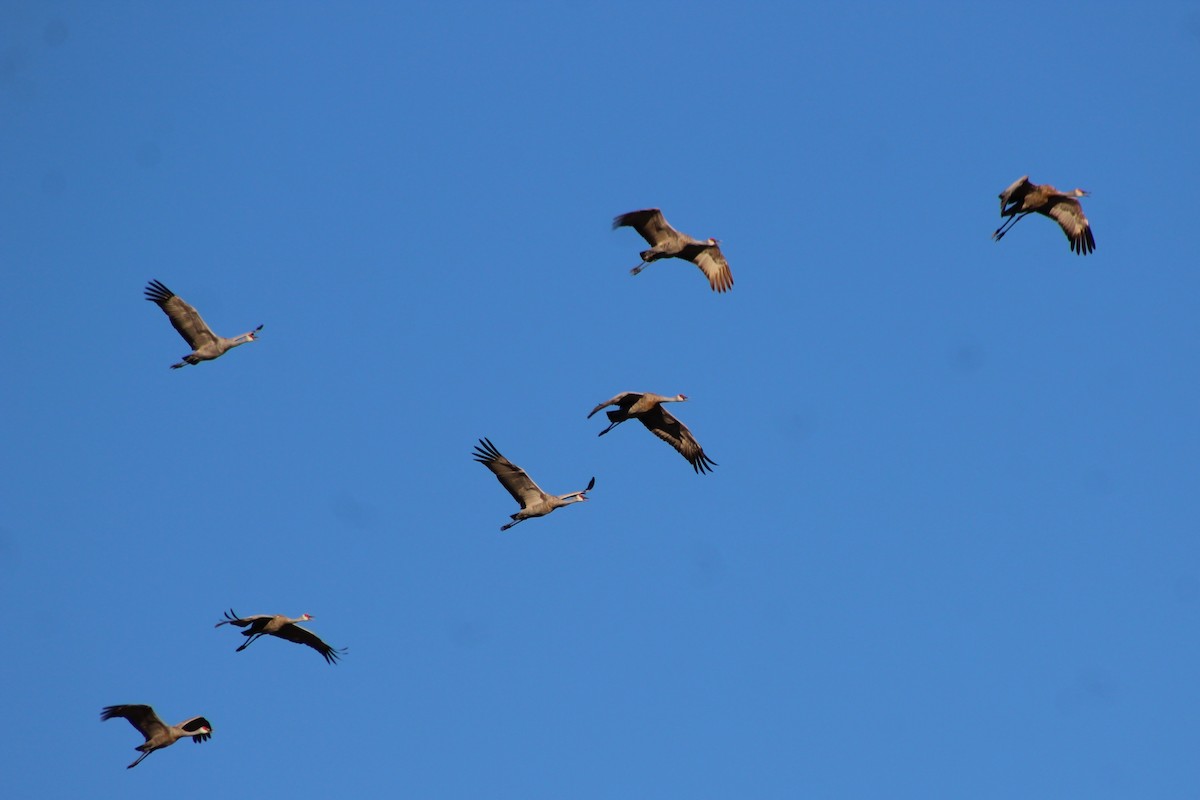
[473,437,503,464]
[144,279,175,304]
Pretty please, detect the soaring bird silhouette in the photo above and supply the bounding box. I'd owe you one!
[588,391,717,474]
[473,438,594,531]
[613,208,734,292]
[101,704,212,769]
[215,609,346,664]
[144,279,262,368]
[992,176,1095,255]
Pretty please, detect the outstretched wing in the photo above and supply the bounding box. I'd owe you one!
[473,438,548,509]
[274,623,347,665]
[1045,198,1095,255]
[215,608,272,629]
[101,705,166,742]
[687,243,734,292]
[613,208,681,248]
[587,392,638,419]
[179,716,213,743]
[998,175,1032,212]
[144,280,218,350]
[638,406,718,474]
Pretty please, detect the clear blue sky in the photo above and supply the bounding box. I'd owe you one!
[2,2,1199,797]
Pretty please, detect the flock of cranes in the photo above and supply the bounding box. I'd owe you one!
[103,609,343,768]
[107,186,1094,768]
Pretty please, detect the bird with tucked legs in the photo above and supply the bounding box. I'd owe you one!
[215,609,346,664]
[992,176,1095,255]
[144,279,263,368]
[473,438,594,531]
[613,208,734,292]
[101,704,212,769]
[588,392,717,474]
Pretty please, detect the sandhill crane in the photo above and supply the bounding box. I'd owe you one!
[992,176,1095,255]
[215,609,346,664]
[101,704,212,769]
[144,279,263,368]
[473,438,595,531]
[613,208,734,292]
[589,392,717,474]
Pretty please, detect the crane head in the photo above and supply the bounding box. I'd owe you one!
[301,613,314,621]
[706,237,720,247]
[1071,188,1090,198]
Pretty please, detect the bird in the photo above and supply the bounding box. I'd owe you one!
[613,208,734,292]
[144,279,263,368]
[215,609,346,664]
[588,392,717,474]
[472,438,595,531]
[101,704,212,769]
[992,176,1095,255]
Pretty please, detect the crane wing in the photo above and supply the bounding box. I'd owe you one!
[178,716,213,742]
[1045,198,1095,255]
[274,623,346,664]
[998,175,1032,212]
[688,244,734,292]
[613,208,679,247]
[587,392,638,418]
[101,705,167,742]
[638,406,718,474]
[215,608,272,629]
[144,280,218,350]
[473,438,548,509]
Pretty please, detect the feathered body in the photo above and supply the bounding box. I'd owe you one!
[101,704,212,769]
[588,392,717,474]
[993,176,1095,255]
[613,209,734,292]
[144,279,262,368]
[215,609,346,664]
[473,438,594,531]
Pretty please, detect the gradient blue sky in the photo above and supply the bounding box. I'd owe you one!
[3,2,1199,797]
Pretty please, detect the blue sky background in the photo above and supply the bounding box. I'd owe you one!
[2,2,1199,797]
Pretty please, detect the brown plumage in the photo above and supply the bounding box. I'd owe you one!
[144,279,263,368]
[588,392,717,474]
[215,609,346,664]
[101,704,212,769]
[473,438,595,531]
[613,208,734,292]
[992,176,1095,255]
